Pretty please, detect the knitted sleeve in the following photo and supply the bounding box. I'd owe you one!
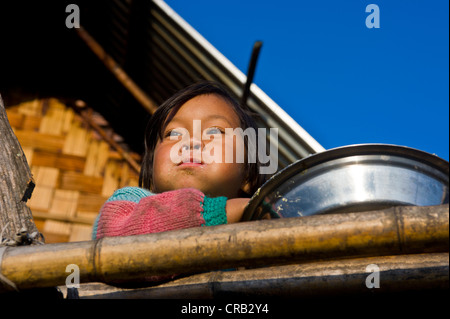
[91,187,153,239]
[93,187,227,239]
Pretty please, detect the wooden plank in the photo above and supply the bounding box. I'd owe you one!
[101,161,120,197]
[41,232,70,243]
[42,220,71,243]
[21,146,34,165]
[39,99,66,135]
[49,189,79,218]
[43,220,71,235]
[62,107,75,134]
[119,162,129,188]
[76,211,98,224]
[126,178,139,187]
[4,105,20,113]
[95,141,110,175]
[118,164,140,188]
[69,224,93,242]
[32,210,96,226]
[31,150,85,172]
[28,186,54,211]
[78,193,108,213]
[84,140,99,176]
[108,150,141,162]
[63,122,91,156]
[60,171,103,194]
[33,219,45,232]
[84,140,110,177]
[15,130,65,152]
[16,99,42,117]
[5,109,24,129]
[32,166,59,188]
[22,114,42,131]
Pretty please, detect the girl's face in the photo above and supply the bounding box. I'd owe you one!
[151,94,248,198]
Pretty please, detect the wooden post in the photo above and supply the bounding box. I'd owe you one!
[0,95,43,246]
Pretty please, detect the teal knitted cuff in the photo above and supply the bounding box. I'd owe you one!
[92,213,101,240]
[201,196,228,226]
[107,187,153,203]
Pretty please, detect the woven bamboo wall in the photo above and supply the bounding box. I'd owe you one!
[6,98,141,243]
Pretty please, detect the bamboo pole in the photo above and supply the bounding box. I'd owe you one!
[75,26,158,114]
[78,253,449,299]
[0,204,448,292]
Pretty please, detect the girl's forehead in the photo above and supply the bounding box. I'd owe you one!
[168,94,240,125]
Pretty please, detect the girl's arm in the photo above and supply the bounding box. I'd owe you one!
[225,198,251,223]
[93,187,246,239]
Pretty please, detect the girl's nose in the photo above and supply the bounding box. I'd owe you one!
[179,138,204,163]
[181,138,203,152]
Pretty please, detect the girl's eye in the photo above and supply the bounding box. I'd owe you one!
[205,127,223,135]
[165,129,182,138]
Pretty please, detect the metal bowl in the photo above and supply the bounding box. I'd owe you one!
[242,144,449,221]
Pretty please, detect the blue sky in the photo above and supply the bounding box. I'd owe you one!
[165,0,449,161]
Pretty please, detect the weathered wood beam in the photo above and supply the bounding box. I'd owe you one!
[0,95,43,247]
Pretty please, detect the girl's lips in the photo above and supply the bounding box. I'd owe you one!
[178,155,204,166]
[178,158,204,167]
[178,162,204,167]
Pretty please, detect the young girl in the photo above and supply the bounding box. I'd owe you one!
[92,81,265,240]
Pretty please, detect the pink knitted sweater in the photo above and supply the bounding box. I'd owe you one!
[93,187,228,239]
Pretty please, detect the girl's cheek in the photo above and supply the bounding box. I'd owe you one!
[154,144,172,168]
[226,134,246,163]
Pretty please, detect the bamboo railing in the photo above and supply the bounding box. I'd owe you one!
[0,204,448,294]
[78,252,449,299]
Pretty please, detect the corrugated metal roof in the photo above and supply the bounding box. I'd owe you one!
[0,0,325,171]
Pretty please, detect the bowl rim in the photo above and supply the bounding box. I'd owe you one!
[242,143,449,221]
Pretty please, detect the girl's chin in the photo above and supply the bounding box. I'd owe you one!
[170,179,208,192]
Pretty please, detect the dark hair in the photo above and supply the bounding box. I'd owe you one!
[139,80,265,197]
